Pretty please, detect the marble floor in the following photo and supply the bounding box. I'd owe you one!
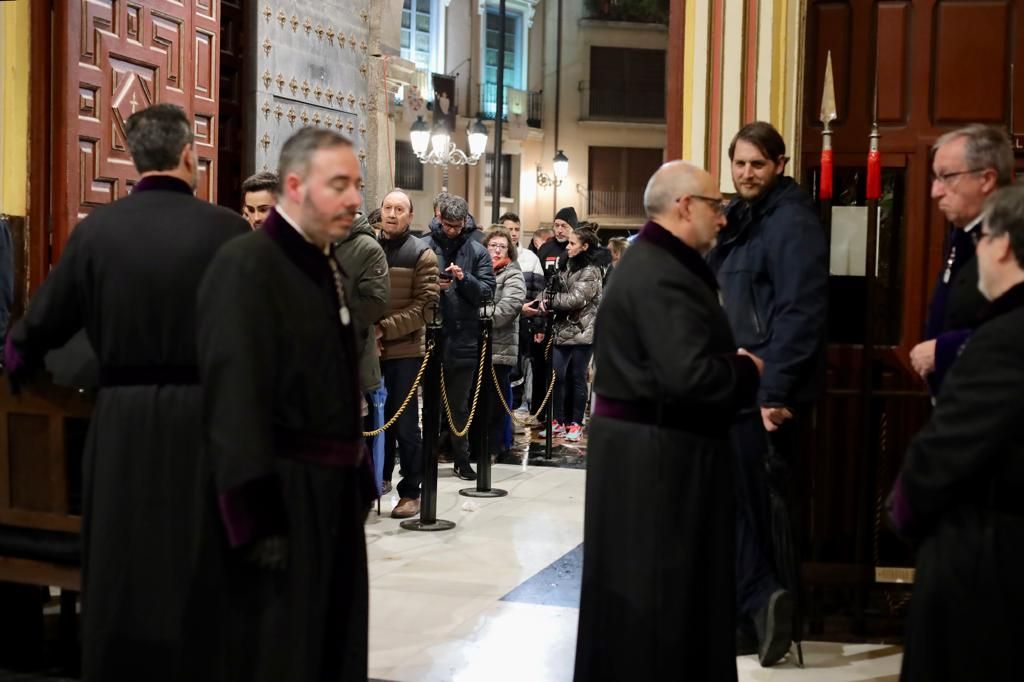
[367,462,904,682]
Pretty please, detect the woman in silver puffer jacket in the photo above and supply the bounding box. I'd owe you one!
[540,225,603,442]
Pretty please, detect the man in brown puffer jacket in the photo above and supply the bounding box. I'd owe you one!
[376,190,439,518]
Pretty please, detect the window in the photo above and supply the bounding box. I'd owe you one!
[587,147,663,217]
[395,141,424,191]
[481,8,524,118]
[401,0,433,72]
[588,47,666,120]
[484,154,514,199]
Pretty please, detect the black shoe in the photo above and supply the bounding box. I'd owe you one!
[754,589,793,667]
[454,461,477,481]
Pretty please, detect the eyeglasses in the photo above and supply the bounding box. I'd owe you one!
[971,229,997,246]
[689,194,729,215]
[930,168,984,187]
[486,243,508,252]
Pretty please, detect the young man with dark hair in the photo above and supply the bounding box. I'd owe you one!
[4,103,249,681]
[707,120,827,667]
[241,170,279,229]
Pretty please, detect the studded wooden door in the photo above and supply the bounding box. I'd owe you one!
[52,0,221,263]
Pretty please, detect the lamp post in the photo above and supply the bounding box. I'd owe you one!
[537,149,569,188]
[410,115,488,193]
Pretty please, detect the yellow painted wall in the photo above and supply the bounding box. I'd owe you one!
[679,0,807,188]
[0,0,30,216]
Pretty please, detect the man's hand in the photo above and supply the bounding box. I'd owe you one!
[737,348,764,376]
[521,300,542,318]
[761,406,794,433]
[909,339,937,378]
[243,535,289,571]
[446,263,465,281]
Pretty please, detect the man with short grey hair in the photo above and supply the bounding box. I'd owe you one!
[909,124,1013,393]
[889,183,1024,681]
[4,103,249,680]
[196,126,372,680]
[423,193,495,480]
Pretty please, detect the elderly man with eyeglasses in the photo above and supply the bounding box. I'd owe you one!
[707,121,828,667]
[909,124,1014,395]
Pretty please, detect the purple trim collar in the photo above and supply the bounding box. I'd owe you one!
[636,221,720,294]
[261,208,331,287]
[132,175,194,195]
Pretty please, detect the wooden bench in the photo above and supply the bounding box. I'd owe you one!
[0,379,92,591]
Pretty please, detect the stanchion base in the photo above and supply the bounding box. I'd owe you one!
[459,487,508,498]
[400,518,456,532]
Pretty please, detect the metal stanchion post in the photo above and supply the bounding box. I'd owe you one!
[402,303,456,531]
[462,299,507,498]
[544,313,554,460]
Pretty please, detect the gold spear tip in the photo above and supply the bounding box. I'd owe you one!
[820,51,838,130]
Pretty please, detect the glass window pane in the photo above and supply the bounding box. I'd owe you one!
[416,51,429,68]
[486,50,497,67]
[417,0,430,13]
[404,0,412,9]
[416,33,429,51]
[401,30,410,48]
[416,14,429,31]
[487,12,500,30]
[402,10,411,28]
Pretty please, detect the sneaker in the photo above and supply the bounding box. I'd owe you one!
[538,420,565,438]
[563,422,583,442]
[754,588,794,667]
[454,461,477,481]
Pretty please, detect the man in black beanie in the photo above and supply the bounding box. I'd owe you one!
[538,206,577,277]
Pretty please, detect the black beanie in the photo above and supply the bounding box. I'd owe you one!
[554,206,578,229]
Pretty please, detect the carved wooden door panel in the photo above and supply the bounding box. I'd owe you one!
[217,0,247,211]
[52,0,221,263]
[800,0,1024,598]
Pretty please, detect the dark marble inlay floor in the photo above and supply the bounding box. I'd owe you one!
[501,543,583,609]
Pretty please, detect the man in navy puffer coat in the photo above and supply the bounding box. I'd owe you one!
[707,121,827,668]
[422,194,495,480]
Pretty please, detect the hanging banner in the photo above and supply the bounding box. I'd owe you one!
[431,73,457,132]
[507,87,528,140]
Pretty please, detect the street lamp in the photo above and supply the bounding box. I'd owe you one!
[537,149,569,188]
[408,115,489,192]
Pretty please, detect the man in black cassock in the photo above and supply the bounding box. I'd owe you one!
[3,104,248,680]
[575,161,762,681]
[888,185,1024,681]
[195,127,374,681]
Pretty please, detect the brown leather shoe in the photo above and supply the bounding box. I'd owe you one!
[391,497,420,519]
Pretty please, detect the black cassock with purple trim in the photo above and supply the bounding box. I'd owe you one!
[190,207,375,682]
[4,175,249,681]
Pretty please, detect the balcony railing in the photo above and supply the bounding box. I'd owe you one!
[584,0,669,24]
[579,81,665,122]
[476,83,543,128]
[587,189,645,218]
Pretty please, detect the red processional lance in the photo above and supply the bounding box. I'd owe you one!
[819,52,837,260]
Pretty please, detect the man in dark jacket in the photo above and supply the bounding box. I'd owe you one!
[707,121,827,667]
[888,184,1024,682]
[537,206,576,277]
[377,190,439,517]
[422,193,495,480]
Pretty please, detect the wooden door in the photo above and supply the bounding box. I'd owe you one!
[800,0,1024,595]
[52,0,221,263]
[217,0,248,211]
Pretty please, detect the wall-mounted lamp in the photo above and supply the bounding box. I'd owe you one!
[537,149,569,188]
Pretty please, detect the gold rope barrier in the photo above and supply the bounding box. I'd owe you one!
[439,334,488,438]
[361,342,433,437]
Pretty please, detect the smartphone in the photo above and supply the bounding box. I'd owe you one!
[438,272,453,282]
